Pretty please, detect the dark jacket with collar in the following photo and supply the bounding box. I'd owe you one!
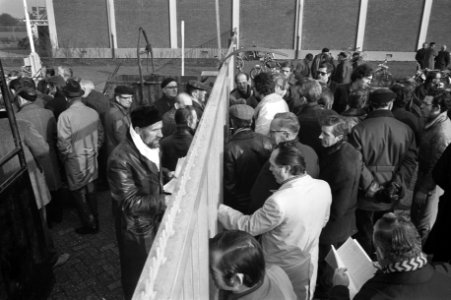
[319,141,362,245]
[297,103,337,157]
[392,106,423,144]
[330,263,451,300]
[349,109,418,211]
[154,94,176,117]
[333,83,352,114]
[107,131,165,299]
[160,125,193,171]
[224,128,273,214]
[332,60,353,85]
[230,86,259,108]
[248,140,319,213]
[105,101,130,156]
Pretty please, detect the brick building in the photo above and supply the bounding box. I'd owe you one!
[47,0,451,60]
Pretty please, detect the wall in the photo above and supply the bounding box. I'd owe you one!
[364,0,424,51]
[240,0,296,49]
[302,0,360,51]
[115,0,170,48]
[427,0,451,48]
[53,0,109,48]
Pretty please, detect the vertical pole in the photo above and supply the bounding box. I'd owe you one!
[215,0,222,59]
[355,0,369,51]
[106,0,118,54]
[295,0,304,59]
[181,20,185,76]
[169,0,178,48]
[417,0,433,49]
[23,0,36,53]
[45,0,58,51]
[232,0,240,49]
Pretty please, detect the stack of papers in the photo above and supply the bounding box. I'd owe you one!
[325,237,377,299]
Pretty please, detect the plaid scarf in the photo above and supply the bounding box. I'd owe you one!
[382,253,428,274]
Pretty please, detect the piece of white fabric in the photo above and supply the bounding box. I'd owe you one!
[130,126,160,170]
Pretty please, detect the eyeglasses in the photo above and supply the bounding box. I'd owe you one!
[270,130,289,134]
[165,85,178,89]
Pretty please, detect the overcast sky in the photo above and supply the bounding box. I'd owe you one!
[0,0,46,18]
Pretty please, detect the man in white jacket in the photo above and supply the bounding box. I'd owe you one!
[218,143,332,300]
[253,72,289,136]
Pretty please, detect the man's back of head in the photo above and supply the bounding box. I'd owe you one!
[209,230,265,292]
[175,92,193,108]
[373,213,423,267]
[253,72,275,98]
[300,79,322,104]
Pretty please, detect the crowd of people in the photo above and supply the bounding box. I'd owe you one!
[215,49,451,300]
[1,45,451,299]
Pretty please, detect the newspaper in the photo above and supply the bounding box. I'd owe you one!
[325,237,377,299]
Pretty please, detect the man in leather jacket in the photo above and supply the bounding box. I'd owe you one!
[224,104,273,214]
[107,106,165,300]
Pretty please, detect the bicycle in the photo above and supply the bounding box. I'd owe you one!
[372,54,394,87]
[249,52,280,79]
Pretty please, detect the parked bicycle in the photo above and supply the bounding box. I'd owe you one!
[372,54,394,87]
[249,52,280,79]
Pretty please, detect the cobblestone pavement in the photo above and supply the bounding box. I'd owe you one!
[48,187,123,300]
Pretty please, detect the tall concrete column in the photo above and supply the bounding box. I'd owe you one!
[417,0,433,49]
[294,0,304,58]
[232,0,240,48]
[169,0,178,48]
[45,0,58,50]
[356,0,369,50]
[106,0,117,49]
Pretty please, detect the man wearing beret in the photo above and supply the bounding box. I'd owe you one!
[186,80,208,120]
[224,104,273,214]
[57,79,104,235]
[349,88,418,256]
[107,106,165,300]
[154,78,178,117]
[105,85,134,156]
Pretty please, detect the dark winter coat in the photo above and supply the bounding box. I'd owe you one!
[107,132,165,299]
[349,109,418,211]
[224,128,273,214]
[319,141,362,245]
[330,263,451,300]
[160,126,193,171]
[248,141,319,213]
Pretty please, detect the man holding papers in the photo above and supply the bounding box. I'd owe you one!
[330,213,451,299]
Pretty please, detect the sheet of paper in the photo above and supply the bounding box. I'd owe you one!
[174,157,186,178]
[163,178,178,194]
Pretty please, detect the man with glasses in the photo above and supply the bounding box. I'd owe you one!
[316,62,337,93]
[155,78,178,116]
[105,85,134,156]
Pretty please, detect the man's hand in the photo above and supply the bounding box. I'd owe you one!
[365,181,381,198]
[333,268,350,287]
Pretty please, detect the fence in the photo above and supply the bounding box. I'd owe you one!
[132,36,236,299]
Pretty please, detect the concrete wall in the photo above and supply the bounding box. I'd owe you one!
[53,0,109,48]
[51,0,450,59]
[427,0,451,48]
[302,0,360,50]
[364,0,424,51]
[240,0,296,49]
[115,0,170,48]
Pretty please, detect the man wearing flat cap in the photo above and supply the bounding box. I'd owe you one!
[349,88,417,256]
[105,85,134,156]
[57,79,104,235]
[15,80,63,226]
[186,80,208,120]
[224,104,273,214]
[107,105,165,300]
[154,77,178,117]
